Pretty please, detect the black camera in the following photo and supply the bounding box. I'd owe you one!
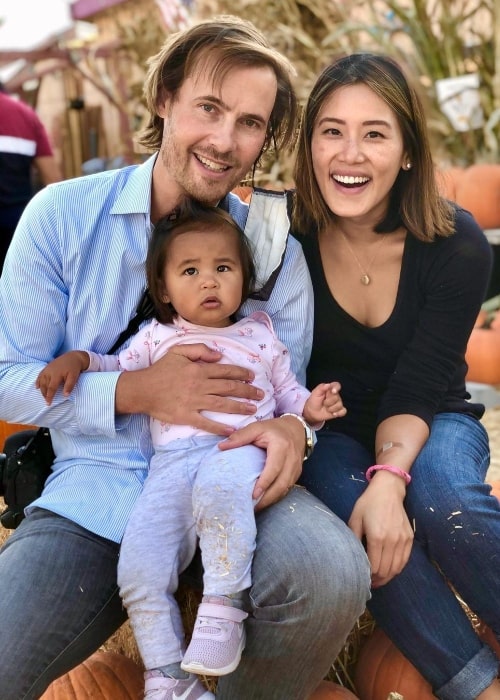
[0,428,55,529]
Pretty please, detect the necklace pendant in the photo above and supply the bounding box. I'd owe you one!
[360,274,371,285]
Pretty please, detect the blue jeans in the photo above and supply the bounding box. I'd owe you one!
[299,413,500,700]
[0,488,370,700]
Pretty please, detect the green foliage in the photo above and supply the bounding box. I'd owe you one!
[319,0,499,166]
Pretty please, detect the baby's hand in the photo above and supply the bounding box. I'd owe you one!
[36,350,90,405]
[302,382,346,425]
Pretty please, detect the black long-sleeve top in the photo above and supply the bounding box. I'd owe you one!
[294,207,493,451]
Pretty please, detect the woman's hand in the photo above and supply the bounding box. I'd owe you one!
[348,471,414,588]
[218,414,305,509]
[115,343,264,434]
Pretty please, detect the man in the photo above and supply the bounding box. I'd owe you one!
[0,82,62,270]
[0,17,370,700]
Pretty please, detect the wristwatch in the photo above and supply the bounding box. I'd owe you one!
[280,413,316,461]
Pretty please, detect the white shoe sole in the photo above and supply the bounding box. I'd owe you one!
[181,635,245,676]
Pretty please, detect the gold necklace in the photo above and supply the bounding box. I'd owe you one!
[339,231,387,285]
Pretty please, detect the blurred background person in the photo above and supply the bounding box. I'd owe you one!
[0,81,62,271]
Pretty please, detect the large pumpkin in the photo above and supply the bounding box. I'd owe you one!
[465,327,500,384]
[40,651,144,700]
[354,628,436,700]
[453,164,500,229]
[310,680,359,699]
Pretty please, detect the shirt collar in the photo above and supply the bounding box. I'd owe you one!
[110,153,157,215]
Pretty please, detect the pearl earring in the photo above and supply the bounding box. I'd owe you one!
[405,162,412,170]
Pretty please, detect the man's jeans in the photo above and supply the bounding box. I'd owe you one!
[0,487,370,700]
[300,413,500,700]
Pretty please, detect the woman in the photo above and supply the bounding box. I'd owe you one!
[293,53,500,700]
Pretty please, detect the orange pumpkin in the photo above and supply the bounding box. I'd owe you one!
[0,420,35,449]
[310,680,359,699]
[231,185,253,203]
[40,651,144,700]
[354,627,435,700]
[489,480,500,501]
[477,622,500,660]
[465,327,500,384]
[436,167,465,202]
[491,311,500,331]
[453,164,500,229]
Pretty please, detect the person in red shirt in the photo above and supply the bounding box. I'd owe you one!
[0,82,62,270]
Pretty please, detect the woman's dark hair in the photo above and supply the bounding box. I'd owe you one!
[293,52,454,241]
[146,199,256,324]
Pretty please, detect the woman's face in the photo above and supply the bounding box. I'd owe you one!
[311,82,408,224]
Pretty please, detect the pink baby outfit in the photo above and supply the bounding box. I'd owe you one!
[89,311,314,673]
[89,311,312,446]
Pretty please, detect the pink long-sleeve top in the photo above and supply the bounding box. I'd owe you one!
[88,311,312,447]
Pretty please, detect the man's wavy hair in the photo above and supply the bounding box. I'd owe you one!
[293,53,454,242]
[137,16,298,168]
[146,199,256,324]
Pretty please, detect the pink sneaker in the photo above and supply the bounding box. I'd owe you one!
[181,601,248,676]
[143,670,214,700]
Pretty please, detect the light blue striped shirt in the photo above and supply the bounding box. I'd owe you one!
[0,154,313,542]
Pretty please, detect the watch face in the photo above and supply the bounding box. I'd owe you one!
[279,413,314,460]
[304,430,314,459]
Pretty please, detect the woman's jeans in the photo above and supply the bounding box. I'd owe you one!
[300,413,500,700]
[0,487,370,700]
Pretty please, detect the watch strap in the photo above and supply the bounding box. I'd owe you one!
[279,413,315,461]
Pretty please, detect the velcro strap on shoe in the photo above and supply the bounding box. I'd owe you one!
[197,603,248,622]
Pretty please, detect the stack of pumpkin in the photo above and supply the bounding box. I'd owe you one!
[437,165,500,386]
[436,164,500,230]
[466,295,500,385]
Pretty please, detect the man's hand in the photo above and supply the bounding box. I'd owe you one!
[218,414,305,509]
[115,343,264,434]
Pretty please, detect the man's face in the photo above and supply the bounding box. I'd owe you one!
[155,59,278,208]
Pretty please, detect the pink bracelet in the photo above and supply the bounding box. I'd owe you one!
[365,464,412,485]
